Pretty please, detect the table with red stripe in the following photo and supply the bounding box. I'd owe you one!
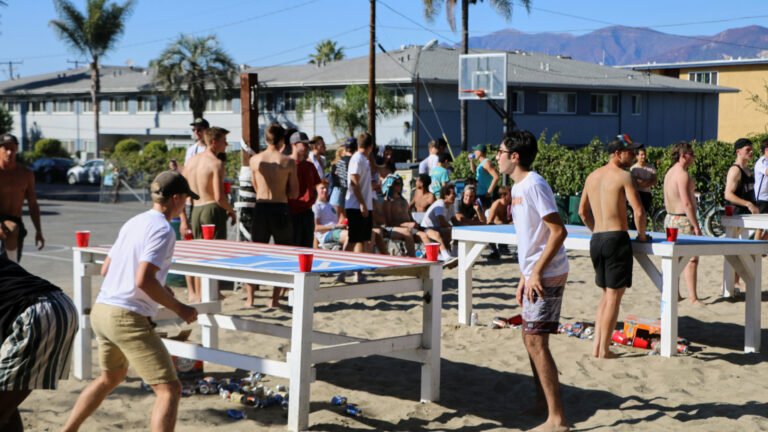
[72,240,442,431]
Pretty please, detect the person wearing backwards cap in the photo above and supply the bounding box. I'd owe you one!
[579,133,647,359]
[725,138,758,216]
[62,170,199,432]
[185,117,210,165]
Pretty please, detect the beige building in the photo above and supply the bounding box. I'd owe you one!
[622,58,768,142]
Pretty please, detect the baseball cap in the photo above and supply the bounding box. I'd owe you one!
[150,171,199,200]
[734,137,752,152]
[289,131,310,145]
[344,137,357,150]
[472,144,486,153]
[190,118,210,129]
[0,133,18,146]
[606,133,642,153]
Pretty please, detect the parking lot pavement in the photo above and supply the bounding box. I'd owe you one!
[19,198,151,291]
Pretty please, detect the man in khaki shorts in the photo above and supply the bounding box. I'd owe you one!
[63,171,199,432]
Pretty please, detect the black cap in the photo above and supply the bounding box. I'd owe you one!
[734,137,752,152]
[150,171,199,200]
[344,137,357,151]
[606,133,642,153]
[289,131,310,145]
[190,118,210,129]
[0,133,18,145]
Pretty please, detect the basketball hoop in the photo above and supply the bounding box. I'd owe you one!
[460,89,486,99]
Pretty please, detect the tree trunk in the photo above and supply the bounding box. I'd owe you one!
[91,57,100,156]
[368,0,376,142]
[460,0,469,152]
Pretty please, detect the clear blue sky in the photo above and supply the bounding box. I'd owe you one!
[1,0,768,78]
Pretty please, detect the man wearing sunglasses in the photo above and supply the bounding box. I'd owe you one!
[579,134,647,359]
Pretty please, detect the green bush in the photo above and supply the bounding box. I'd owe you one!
[450,145,500,181]
[0,104,12,134]
[33,138,68,158]
[144,140,168,154]
[114,138,142,154]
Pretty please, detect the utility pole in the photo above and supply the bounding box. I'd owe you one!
[67,59,83,69]
[368,0,376,142]
[460,0,468,152]
[2,60,22,80]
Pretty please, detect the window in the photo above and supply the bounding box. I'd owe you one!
[2,100,19,112]
[171,96,190,112]
[688,71,718,85]
[631,94,642,115]
[53,99,73,113]
[538,92,576,114]
[259,93,274,112]
[511,90,524,113]
[28,100,46,112]
[205,93,232,112]
[81,98,93,113]
[590,94,618,115]
[137,96,157,112]
[109,96,128,112]
[283,91,304,112]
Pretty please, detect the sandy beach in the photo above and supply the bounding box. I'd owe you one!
[18,248,768,431]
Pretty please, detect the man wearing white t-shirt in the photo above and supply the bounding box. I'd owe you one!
[496,130,570,432]
[420,183,457,261]
[63,171,199,432]
[418,139,440,175]
[313,181,347,247]
[344,132,375,282]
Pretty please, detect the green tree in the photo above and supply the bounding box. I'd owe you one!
[298,85,407,138]
[50,0,135,153]
[0,104,11,134]
[424,0,531,151]
[151,34,237,120]
[308,39,345,67]
[114,138,141,154]
[34,138,69,158]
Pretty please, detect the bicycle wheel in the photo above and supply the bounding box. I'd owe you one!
[704,207,725,238]
[652,208,667,232]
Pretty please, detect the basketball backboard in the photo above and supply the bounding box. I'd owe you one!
[458,53,507,100]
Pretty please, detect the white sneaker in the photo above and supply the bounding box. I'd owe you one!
[353,272,367,283]
[439,250,453,261]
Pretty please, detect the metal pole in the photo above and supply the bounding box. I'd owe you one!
[368,0,376,141]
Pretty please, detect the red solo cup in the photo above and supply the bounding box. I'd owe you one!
[611,330,629,345]
[183,230,194,241]
[298,253,314,272]
[341,218,348,225]
[508,314,523,326]
[665,227,679,242]
[223,181,232,195]
[75,230,91,247]
[724,205,735,216]
[425,243,440,261]
[201,224,216,240]
[632,337,649,349]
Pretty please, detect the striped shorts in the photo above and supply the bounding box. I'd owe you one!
[522,273,568,335]
[0,290,77,390]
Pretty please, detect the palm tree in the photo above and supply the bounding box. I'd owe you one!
[50,0,135,153]
[424,0,531,151]
[309,40,345,67]
[151,34,237,120]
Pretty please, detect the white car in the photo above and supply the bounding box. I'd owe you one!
[67,159,105,185]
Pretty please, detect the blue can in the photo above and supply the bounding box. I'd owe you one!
[330,395,347,406]
[345,404,362,417]
[226,409,246,420]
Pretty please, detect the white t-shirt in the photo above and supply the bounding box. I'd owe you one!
[755,156,768,202]
[309,152,325,179]
[185,141,206,164]
[421,199,454,229]
[345,151,373,209]
[510,172,569,279]
[96,209,176,317]
[312,200,337,243]
[418,154,439,175]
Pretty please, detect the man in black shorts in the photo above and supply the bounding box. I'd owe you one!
[344,132,375,283]
[579,135,647,359]
[0,254,77,431]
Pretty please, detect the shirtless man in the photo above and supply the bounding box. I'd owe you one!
[0,133,44,263]
[663,141,703,305]
[579,135,647,359]
[249,123,299,307]
[410,174,436,213]
[183,127,236,302]
[384,174,430,255]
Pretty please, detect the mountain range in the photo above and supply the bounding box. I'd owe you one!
[467,25,768,66]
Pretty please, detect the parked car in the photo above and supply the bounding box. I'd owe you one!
[67,158,105,185]
[29,157,75,183]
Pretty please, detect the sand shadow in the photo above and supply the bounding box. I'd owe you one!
[678,316,768,365]
[311,356,662,431]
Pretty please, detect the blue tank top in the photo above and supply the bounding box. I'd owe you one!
[475,159,492,196]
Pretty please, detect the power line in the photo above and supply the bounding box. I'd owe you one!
[0,60,22,80]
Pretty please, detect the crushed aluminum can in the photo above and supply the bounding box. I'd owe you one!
[508,314,523,326]
[491,317,508,329]
[275,384,287,392]
[470,312,478,327]
[331,395,347,406]
[345,404,362,417]
[226,409,246,420]
[181,385,194,397]
[581,326,594,339]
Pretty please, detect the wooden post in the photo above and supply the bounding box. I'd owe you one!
[368,0,376,142]
[240,73,259,153]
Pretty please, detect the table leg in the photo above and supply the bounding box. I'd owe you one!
[722,226,740,297]
[73,251,92,380]
[420,265,442,402]
[201,277,219,349]
[744,254,761,353]
[660,257,683,357]
[457,241,486,325]
[287,274,318,432]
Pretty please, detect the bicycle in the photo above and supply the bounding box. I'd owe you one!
[651,185,725,237]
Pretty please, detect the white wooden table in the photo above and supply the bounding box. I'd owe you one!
[73,240,442,431]
[721,214,768,296]
[453,224,768,357]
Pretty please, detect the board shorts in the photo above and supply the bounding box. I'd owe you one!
[0,291,77,390]
[0,214,27,262]
[590,231,633,289]
[252,202,294,245]
[346,209,373,243]
[664,213,695,235]
[522,273,567,335]
[320,228,343,246]
[191,203,228,239]
[91,303,177,385]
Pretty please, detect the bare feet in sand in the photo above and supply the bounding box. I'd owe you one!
[527,422,570,432]
[595,349,620,359]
